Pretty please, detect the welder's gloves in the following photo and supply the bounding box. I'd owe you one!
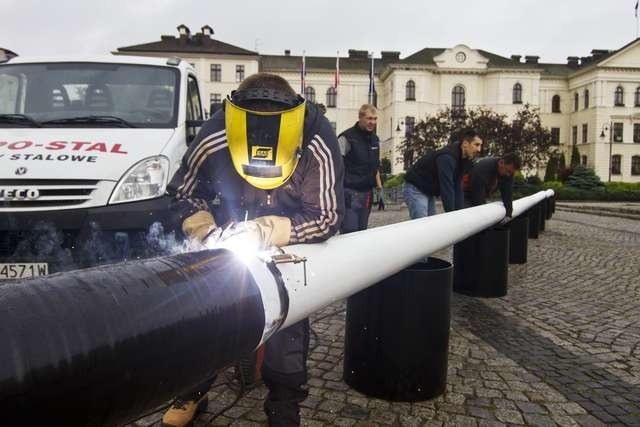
[182,210,220,248]
[219,216,292,251]
[182,211,291,251]
[182,210,216,241]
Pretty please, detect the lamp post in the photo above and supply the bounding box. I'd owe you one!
[600,122,613,182]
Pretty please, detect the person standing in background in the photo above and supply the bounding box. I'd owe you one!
[338,104,382,232]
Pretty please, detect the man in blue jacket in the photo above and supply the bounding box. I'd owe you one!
[403,129,482,218]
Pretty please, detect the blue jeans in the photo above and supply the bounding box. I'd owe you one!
[403,182,436,219]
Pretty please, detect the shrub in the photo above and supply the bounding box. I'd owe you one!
[565,166,604,190]
[384,173,405,188]
[543,181,563,191]
[526,175,542,185]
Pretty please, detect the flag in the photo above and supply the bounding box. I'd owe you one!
[300,51,306,94]
[368,52,376,105]
[636,0,639,18]
[334,51,340,94]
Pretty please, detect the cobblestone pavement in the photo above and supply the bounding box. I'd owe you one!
[130,205,640,427]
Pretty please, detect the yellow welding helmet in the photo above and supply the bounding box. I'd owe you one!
[225,88,306,190]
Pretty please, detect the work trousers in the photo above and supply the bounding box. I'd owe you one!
[341,188,373,233]
[178,319,310,426]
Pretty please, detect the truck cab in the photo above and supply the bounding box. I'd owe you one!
[0,55,205,278]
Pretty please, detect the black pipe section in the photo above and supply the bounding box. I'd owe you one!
[545,197,553,220]
[508,214,528,264]
[528,205,540,239]
[539,201,547,231]
[343,258,452,401]
[0,249,272,427]
[453,226,510,297]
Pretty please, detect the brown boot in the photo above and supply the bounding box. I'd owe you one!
[161,394,208,427]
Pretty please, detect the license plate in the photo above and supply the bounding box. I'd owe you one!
[0,263,49,279]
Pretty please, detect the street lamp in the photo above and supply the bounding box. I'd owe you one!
[600,122,613,182]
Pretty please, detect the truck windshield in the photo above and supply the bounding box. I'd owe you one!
[0,62,180,128]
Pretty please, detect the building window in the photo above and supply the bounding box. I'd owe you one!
[326,87,336,107]
[304,86,316,103]
[581,155,587,166]
[452,85,465,112]
[611,154,621,175]
[584,89,589,109]
[613,122,623,142]
[552,95,561,113]
[582,124,588,143]
[634,124,640,143]
[235,65,245,82]
[512,83,522,104]
[572,126,577,145]
[574,93,579,112]
[405,80,416,101]
[209,94,222,116]
[614,86,624,106]
[210,64,221,82]
[636,87,640,107]
[405,116,415,136]
[632,155,640,175]
[551,127,560,145]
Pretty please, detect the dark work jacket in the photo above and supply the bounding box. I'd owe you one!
[464,157,514,217]
[404,141,472,212]
[167,102,344,244]
[339,123,380,191]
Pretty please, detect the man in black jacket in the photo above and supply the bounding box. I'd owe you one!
[464,153,521,219]
[161,73,344,427]
[338,104,382,232]
[403,129,482,218]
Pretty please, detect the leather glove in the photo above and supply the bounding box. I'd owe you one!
[182,210,218,243]
[219,215,292,252]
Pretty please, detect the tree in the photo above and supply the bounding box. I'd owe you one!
[544,153,559,181]
[379,157,391,180]
[565,165,604,190]
[398,104,552,169]
[570,144,581,168]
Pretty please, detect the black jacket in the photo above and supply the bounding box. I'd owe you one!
[338,123,380,191]
[464,157,514,217]
[167,102,344,244]
[404,141,472,212]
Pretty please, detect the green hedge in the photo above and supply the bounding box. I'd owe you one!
[384,173,405,188]
[515,183,640,201]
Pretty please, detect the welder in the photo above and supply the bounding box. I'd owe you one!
[162,73,344,427]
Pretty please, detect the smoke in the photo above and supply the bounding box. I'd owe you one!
[9,221,76,272]
[7,220,192,276]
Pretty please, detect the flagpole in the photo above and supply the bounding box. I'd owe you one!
[636,0,639,38]
[301,50,306,95]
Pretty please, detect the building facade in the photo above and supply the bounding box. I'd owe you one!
[117,26,640,181]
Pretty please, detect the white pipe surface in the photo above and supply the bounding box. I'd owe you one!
[278,190,549,328]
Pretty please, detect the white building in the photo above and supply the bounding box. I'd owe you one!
[117,26,640,182]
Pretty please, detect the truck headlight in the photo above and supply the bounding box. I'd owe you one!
[109,156,170,204]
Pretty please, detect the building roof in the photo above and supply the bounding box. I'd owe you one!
[117,33,257,56]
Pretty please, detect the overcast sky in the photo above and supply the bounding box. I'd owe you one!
[3,0,638,63]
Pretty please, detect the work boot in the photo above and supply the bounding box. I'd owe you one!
[161,393,208,427]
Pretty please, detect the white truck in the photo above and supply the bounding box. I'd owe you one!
[0,55,206,278]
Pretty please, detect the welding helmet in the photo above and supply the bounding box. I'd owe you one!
[224,88,306,190]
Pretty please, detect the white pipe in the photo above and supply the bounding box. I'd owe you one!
[278,190,549,328]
